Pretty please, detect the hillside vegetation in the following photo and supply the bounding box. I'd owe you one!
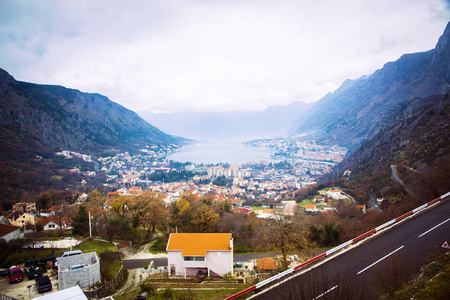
[334,93,450,208]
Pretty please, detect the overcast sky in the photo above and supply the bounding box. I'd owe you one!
[0,1,449,113]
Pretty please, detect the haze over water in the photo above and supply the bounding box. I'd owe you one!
[166,140,278,165]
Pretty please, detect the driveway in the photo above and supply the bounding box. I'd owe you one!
[0,269,58,299]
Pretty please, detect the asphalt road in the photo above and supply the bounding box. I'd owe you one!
[370,194,381,212]
[122,253,282,270]
[250,199,450,300]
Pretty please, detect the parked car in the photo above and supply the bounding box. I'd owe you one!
[8,266,23,283]
[24,259,45,280]
[0,268,8,278]
[36,275,52,293]
[59,250,82,257]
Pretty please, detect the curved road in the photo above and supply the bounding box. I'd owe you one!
[391,165,414,195]
[370,194,381,212]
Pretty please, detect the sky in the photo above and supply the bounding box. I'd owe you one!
[0,1,449,113]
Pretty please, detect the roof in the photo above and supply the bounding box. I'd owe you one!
[34,285,88,300]
[166,233,232,256]
[7,211,23,220]
[256,257,278,270]
[232,208,251,214]
[38,216,72,227]
[0,223,20,237]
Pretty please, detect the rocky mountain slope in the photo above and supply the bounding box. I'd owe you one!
[0,68,182,156]
[0,68,185,205]
[331,92,450,204]
[294,22,450,150]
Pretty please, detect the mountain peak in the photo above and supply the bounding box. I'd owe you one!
[435,21,450,57]
[0,68,15,87]
[294,22,450,149]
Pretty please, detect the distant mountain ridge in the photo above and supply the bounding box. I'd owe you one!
[294,22,450,150]
[139,101,313,140]
[0,68,183,156]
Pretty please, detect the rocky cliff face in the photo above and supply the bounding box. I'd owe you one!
[294,22,450,150]
[0,69,182,155]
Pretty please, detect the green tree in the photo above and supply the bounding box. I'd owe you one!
[324,222,340,246]
[72,206,89,236]
[213,175,228,186]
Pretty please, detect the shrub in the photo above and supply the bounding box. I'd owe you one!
[139,283,156,296]
[161,286,173,299]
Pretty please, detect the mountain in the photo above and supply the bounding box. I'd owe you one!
[0,68,185,205]
[138,101,313,140]
[335,93,450,203]
[0,68,183,155]
[294,22,450,150]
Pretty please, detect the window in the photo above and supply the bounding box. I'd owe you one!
[183,256,205,262]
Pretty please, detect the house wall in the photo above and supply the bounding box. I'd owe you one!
[44,221,60,231]
[1,229,22,242]
[168,251,184,277]
[10,213,36,227]
[57,252,101,290]
[206,250,232,276]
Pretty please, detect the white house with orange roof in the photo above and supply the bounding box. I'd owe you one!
[327,189,347,200]
[166,233,233,278]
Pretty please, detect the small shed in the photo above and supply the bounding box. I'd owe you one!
[256,257,278,274]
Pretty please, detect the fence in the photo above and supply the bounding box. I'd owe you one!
[225,191,450,300]
[84,265,127,299]
[0,294,18,300]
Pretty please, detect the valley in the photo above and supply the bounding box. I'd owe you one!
[0,12,449,300]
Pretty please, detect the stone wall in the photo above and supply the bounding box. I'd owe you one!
[57,252,101,290]
[84,266,127,299]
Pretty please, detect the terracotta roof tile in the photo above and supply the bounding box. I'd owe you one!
[0,223,20,237]
[256,257,278,270]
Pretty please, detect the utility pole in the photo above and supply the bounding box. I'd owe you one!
[89,211,92,239]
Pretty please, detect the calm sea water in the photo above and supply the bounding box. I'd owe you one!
[167,140,277,164]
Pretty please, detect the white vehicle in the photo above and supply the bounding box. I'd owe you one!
[59,250,82,257]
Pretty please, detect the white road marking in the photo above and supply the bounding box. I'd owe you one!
[314,285,338,299]
[418,218,450,238]
[357,245,404,275]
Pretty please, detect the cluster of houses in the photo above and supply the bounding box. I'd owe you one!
[0,202,73,242]
[105,171,315,206]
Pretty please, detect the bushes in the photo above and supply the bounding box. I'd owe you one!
[233,244,253,254]
[150,235,169,252]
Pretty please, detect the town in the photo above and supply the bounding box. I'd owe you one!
[0,139,362,299]
[58,138,348,205]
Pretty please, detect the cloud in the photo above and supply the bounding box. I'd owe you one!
[0,0,449,113]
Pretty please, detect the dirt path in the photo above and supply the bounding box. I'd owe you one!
[114,237,162,297]
[115,269,142,296]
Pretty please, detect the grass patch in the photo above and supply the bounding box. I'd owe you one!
[251,206,264,211]
[117,282,251,300]
[298,200,315,208]
[76,240,118,254]
[389,252,450,299]
[50,175,63,181]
